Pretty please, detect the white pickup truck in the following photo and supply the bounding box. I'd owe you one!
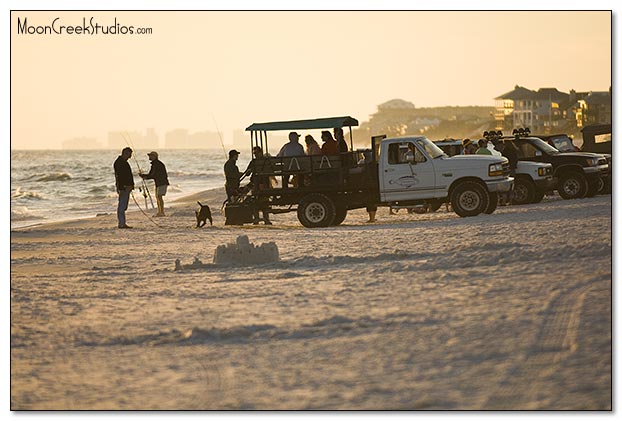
[434,138,555,204]
[225,116,514,227]
[375,135,513,217]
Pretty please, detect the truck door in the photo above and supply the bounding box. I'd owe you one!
[380,141,436,202]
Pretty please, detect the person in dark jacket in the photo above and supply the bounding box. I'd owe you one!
[500,138,519,205]
[113,147,135,229]
[224,149,242,202]
[334,127,349,153]
[244,146,272,225]
[502,139,519,176]
[140,151,169,217]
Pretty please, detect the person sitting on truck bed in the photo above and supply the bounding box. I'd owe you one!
[320,131,339,155]
[304,135,322,155]
[277,132,305,157]
[334,127,349,153]
[462,138,477,155]
[277,132,305,188]
[476,139,493,155]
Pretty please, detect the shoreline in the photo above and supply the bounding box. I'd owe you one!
[11,186,227,232]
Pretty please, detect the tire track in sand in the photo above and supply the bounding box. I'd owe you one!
[484,281,594,409]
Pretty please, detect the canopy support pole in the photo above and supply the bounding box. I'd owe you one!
[349,126,353,150]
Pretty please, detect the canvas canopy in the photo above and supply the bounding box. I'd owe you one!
[246,116,359,132]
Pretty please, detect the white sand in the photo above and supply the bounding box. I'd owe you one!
[10,189,611,409]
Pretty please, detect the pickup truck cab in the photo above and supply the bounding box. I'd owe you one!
[225,116,513,227]
[434,138,554,204]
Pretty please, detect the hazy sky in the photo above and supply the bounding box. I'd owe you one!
[11,10,612,149]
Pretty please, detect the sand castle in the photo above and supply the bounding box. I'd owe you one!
[175,235,279,270]
[213,235,279,265]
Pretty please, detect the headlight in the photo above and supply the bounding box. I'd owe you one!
[538,167,546,176]
[586,158,599,166]
[489,162,504,177]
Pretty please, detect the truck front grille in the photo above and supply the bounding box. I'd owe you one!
[502,162,511,176]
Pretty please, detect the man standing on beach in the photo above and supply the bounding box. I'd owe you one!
[224,149,242,203]
[113,147,135,229]
[140,151,169,217]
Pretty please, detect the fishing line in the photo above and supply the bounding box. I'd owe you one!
[121,131,155,209]
[130,191,163,228]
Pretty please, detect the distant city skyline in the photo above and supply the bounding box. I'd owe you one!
[11,11,612,150]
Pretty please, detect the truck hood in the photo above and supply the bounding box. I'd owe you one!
[558,151,605,159]
[444,155,507,164]
[439,155,507,171]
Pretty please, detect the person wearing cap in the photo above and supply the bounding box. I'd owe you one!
[462,138,477,155]
[140,151,170,217]
[277,132,305,188]
[224,149,242,202]
[113,147,135,228]
[277,132,305,157]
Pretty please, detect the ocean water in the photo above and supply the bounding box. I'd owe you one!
[10,149,247,229]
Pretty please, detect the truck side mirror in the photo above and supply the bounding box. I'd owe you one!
[404,151,415,164]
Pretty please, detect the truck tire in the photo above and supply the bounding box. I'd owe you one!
[484,192,498,214]
[450,181,489,217]
[331,204,348,226]
[585,178,599,198]
[595,177,606,195]
[297,193,336,228]
[532,188,545,203]
[558,171,588,200]
[511,177,535,205]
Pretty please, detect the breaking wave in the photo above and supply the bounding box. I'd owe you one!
[11,187,45,200]
[11,206,43,221]
[34,172,73,182]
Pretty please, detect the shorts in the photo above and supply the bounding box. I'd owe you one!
[156,185,168,196]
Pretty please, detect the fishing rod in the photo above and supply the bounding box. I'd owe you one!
[121,131,155,209]
[211,113,228,159]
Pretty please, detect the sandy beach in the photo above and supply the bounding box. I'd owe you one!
[10,189,611,410]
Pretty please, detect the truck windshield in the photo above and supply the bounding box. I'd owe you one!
[415,138,446,159]
[530,138,561,155]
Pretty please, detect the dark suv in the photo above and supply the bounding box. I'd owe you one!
[498,132,609,199]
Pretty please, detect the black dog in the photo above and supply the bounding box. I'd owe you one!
[195,201,213,227]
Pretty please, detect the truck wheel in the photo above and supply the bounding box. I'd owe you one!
[558,172,588,200]
[297,194,336,228]
[532,188,546,203]
[585,178,599,198]
[484,192,498,214]
[595,177,606,195]
[331,204,348,226]
[450,181,489,217]
[511,177,535,205]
